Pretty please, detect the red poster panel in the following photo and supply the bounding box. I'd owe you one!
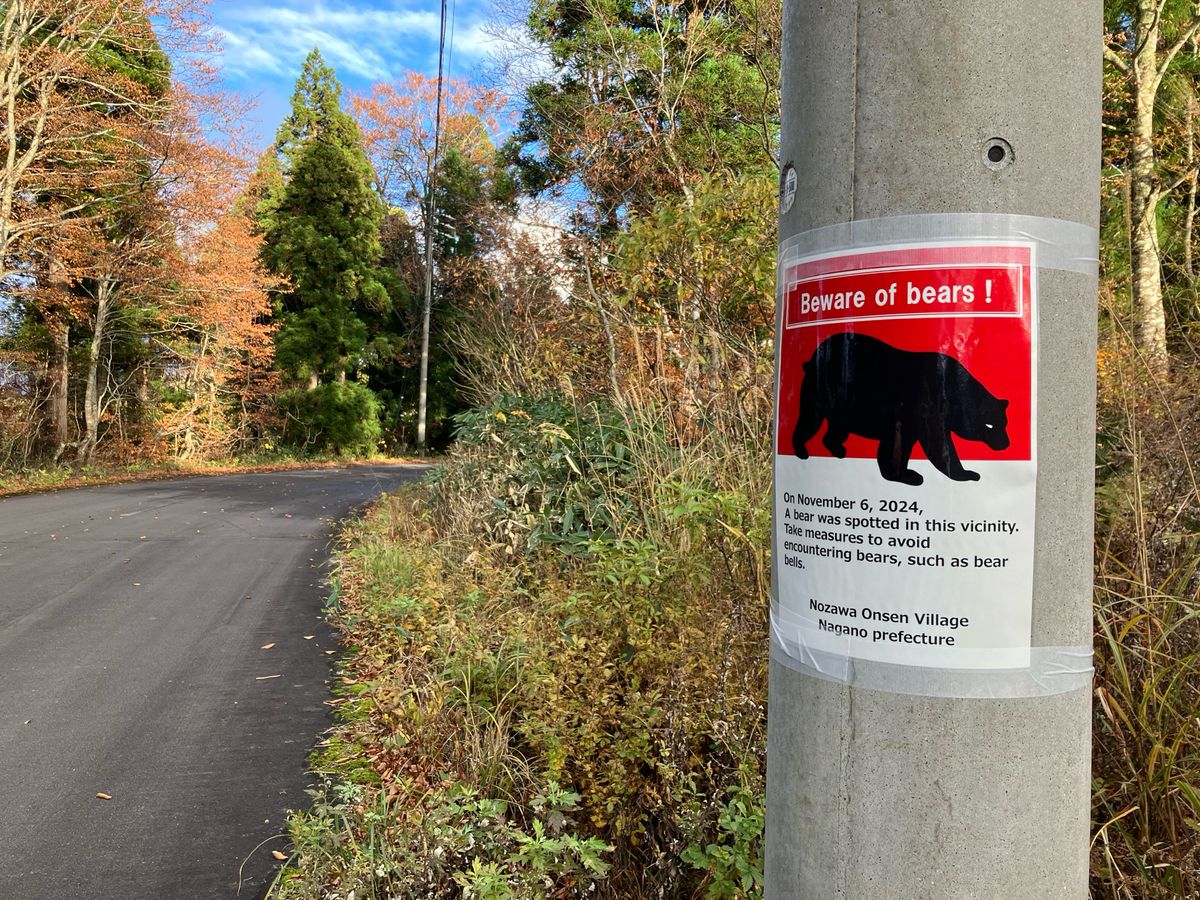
[777,243,1034,468]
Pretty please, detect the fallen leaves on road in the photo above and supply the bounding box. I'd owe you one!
[303,635,314,640]
[271,850,287,861]
[96,792,112,800]
[261,642,275,650]
[256,674,281,680]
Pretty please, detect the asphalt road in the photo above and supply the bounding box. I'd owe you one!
[0,464,424,899]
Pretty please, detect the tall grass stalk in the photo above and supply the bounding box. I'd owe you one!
[1091,319,1200,898]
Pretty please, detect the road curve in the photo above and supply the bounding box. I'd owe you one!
[0,464,424,899]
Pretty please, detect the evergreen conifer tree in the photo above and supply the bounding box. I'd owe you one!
[266,126,388,383]
[261,50,390,452]
[275,49,344,168]
[262,51,388,385]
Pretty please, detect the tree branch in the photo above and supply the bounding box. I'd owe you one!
[1155,14,1200,89]
[1104,45,1130,74]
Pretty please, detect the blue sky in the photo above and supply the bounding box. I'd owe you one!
[203,0,506,149]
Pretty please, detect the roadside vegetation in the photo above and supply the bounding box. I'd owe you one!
[272,394,770,899]
[270,358,1200,900]
[1089,335,1200,898]
[6,1,1200,898]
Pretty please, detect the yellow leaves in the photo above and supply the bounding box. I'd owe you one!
[95,792,113,800]
[261,642,276,650]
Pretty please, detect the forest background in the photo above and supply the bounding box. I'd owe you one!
[1,0,1197,897]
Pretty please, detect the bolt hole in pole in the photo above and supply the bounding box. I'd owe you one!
[984,137,1014,170]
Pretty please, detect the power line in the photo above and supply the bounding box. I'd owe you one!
[431,0,447,178]
[445,0,457,82]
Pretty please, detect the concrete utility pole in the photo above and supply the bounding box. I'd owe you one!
[416,0,449,452]
[768,3,1100,898]
[417,189,435,451]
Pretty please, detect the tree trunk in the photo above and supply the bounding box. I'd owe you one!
[1131,180,1168,371]
[80,278,114,465]
[1129,3,1170,374]
[47,318,69,457]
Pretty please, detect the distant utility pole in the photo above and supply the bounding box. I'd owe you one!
[416,0,449,452]
[768,3,1101,898]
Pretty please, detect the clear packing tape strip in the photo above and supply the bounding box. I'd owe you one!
[771,212,1098,699]
[778,212,1099,275]
[771,618,1094,699]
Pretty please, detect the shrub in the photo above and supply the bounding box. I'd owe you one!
[279,381,382,455]
[428,395,640,556]
[271,390,769,898]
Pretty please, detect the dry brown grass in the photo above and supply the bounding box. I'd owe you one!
[1091,322,1200,898]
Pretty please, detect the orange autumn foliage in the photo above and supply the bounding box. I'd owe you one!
[0,0,274,463]
[350,73,508,205]
[150,89,277,459]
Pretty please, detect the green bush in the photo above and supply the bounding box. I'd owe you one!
[429,395,640,555]
[279,381,382,455]
[681,784,765,899]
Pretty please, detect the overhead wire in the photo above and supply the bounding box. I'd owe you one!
[445,0,457,83]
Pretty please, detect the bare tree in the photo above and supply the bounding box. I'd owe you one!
[1105,2,1200,373]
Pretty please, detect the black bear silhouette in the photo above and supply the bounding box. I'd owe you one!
[791,332,1010,485]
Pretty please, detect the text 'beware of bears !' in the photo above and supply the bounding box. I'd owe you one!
[785,262,1023,328]
[795,278,994,315]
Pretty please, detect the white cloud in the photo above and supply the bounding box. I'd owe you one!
[213,27,290,79]
[212,0,498,85]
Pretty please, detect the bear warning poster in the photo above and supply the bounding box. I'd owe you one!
[774,241,1036,670]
